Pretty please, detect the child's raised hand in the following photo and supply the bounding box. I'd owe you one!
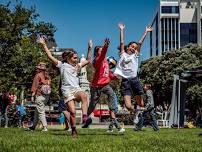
[146,26,153,32]
[118,23,125,30]
[36,36,45,45]
[104,38,110,46]
[88,39,93,49]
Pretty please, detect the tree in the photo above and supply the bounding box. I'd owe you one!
[139,44,202,107]
[0,2,56,96]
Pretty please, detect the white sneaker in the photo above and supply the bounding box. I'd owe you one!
[42,127,48,132]
[118,128,125,133]
[133,110,142,124]
[67,128,72,132]
[107,129,113,133]
[133,115,139,124]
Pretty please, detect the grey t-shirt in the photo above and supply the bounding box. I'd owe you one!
[145,90,154,109]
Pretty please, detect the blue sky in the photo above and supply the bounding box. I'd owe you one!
[3,0,159,60]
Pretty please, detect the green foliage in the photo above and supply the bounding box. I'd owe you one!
[0,2,56,96]
[187,84,202,109]
[139,44,202,106]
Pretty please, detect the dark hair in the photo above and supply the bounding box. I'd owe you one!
[63,50,77,60]
[62,51,69,59]
[144,83,152,89]
[93,46,102,57]
[16,99,22,105]
[127,41,139,47]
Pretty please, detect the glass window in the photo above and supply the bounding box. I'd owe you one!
[161,6,179,14]
[180,23,197,47]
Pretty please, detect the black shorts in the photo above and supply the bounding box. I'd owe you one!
[121,77,143,96]
[58,99,68,112]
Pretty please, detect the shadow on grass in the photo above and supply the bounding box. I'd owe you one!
[49,131,125,136]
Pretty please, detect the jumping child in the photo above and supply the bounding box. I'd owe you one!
[114,23,152,124]
[37,36,93,137]
[82,38,125,133]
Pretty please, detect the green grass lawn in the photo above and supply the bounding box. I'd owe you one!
[0,127,202,152]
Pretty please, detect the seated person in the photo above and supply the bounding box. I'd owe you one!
[15,100,26,128]
[58,98,70,131]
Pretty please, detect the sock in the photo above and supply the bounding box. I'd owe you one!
[71,127,76,132]
[108,119,114,130]
[82,114,88,122]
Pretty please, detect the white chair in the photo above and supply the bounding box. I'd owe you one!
[157,111,169,128]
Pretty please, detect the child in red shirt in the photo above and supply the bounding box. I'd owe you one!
[83,38,125,133]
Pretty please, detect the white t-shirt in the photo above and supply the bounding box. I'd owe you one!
[56,61,81,90]
[114,52,139,79]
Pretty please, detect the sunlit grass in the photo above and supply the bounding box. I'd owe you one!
[0,127,202,152]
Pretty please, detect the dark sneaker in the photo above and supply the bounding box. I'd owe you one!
[27,126,35,131]
[133,125,141,131]
[82,117,92,128]
[71,130,78,138]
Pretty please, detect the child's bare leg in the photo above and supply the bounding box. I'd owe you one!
[135,95,144,107]
[63,111,70,129]
[124,95,134,112]
[74,91,88,122]
[66,100,76,129]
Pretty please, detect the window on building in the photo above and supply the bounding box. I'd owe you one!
[180,23,197,47]
[161,6,179,14]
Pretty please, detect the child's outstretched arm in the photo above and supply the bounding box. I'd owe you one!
[37,36,59,66]
[118,23,125,55]
[137,26,153,52]
[95,38,110,63]
[81,39,93,67]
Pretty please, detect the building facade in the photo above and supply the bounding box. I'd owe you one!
[150,0,202,57]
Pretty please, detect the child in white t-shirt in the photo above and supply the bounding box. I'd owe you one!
[114,23,152,113]
[37,36,93,137]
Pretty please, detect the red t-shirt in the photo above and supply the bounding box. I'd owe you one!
[91,45,117,87]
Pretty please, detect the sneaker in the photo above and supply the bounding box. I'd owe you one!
[82,117,92,128]
[27,126,35,131]
[133,110,142,124]
[107,129,113,133]
[65,126,70,130]
[118,128,125,133]
[71,130,78,138]
[133,126,141,132]
[67,128,72,132]
[42,127,48,132]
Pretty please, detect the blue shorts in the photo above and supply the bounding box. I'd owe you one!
[121,77,143,96]
[58,99,68,112]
